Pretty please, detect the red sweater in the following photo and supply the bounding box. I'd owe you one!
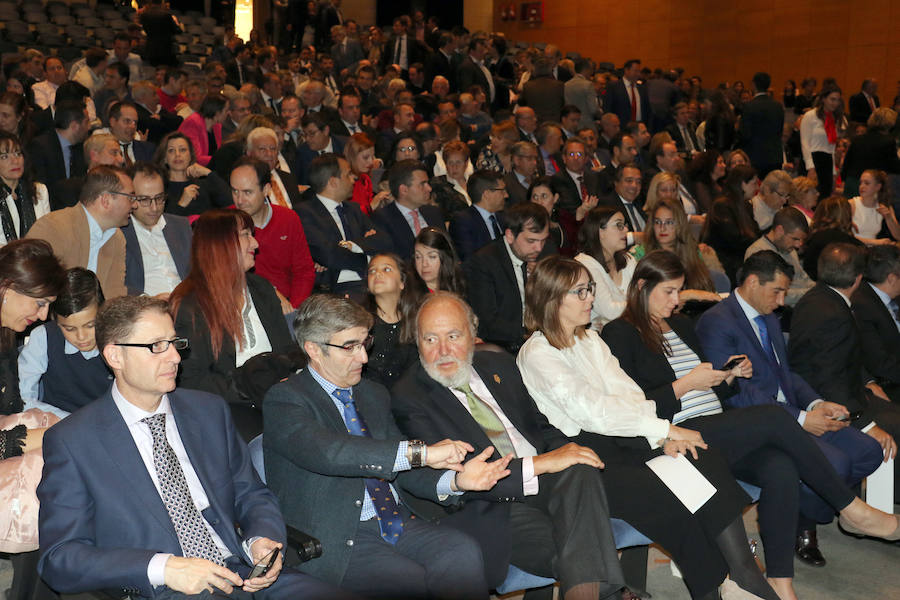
[253,204,315,307]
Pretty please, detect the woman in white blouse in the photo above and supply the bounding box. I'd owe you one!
[517,255,781,600]
[850,169,900,245]
[574,206,636,330]
[0,131,49,247]
[799,84,846,198]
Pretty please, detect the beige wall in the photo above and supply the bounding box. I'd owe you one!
[493,0,900,100]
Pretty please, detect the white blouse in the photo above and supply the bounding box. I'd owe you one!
[235,290,272,368]
[850,196,883,240]
[517,330,671,447]
[574,252,637,330]
[0,182,51,247]
[799,109,843,169]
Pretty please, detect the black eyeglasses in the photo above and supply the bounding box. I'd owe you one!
[134,193,167,207]
[108,190,139,203]
[114,337,189,354]
[567,282,596,300]
[316,334,374,354]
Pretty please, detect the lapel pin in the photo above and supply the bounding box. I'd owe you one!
[493,374,501,384]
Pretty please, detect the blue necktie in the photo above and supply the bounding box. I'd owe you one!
[335,203,351,240]
[489,214,502,239]
[332,388,403,544]
[753,315,792,404]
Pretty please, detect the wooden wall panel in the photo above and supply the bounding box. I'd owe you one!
[492,0,900,100]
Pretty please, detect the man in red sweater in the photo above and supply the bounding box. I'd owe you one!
[230,156,315,311]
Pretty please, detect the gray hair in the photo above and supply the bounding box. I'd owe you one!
[246,127,278,150]
[415,291,478,341]
[294,294,373,357]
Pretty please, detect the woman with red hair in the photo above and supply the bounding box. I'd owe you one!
[344,132,390,215]
[169,209,294,439]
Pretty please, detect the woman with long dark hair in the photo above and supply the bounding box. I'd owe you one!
[411,226,466,295]
[0,239,65,600]
[601,250,900,600]
[702,164,761,284]
[0,92,35,145]
[519,255,780,600]
[153,131,230,216]
[0,131,49,246]
[169,209,294,439]
[703,91,736,154]
[800,84,846,197]
[802,195,864,281]
[363,253,418,386]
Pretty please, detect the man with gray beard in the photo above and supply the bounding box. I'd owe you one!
[391,292,626,600]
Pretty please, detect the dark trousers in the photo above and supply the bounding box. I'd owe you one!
[811,151,834,198]
[573,433,748,598]
[800,427,882,524]
[152,558,361,600]
[685,405,856,578]
[9,551,57,600]
[864,397,900,499]
[339,513,488,599]
[507,464,625,599]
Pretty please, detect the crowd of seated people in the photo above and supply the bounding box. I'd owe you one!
[1,5,900,600]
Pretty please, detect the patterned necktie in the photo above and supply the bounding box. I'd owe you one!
[0,195,17,242]
[141,414,225,565]
[332,388,403,544]
[121,143,133,168]
[753,315,777,364]
[454,383,517,458]
[270,180,289,208]
[410,208,422,234]
[489,214,502,239]
[577,175,588,202]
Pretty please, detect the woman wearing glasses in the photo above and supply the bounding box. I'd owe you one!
[429,140,472,221]
[632,198,725,301]
[0,239,65,600]
[169,209,294,441]
[573,206,636,329]
[0,131,50,247]
[517,255,781,600]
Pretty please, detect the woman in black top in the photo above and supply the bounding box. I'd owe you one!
[153,132,230,217]
[363,254,418,387]
[702,165,760,284]
[601,250,900,600]
[802,195,864,281]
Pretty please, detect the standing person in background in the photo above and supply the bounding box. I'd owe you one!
[138,0,182,67]
[800,84,846,198]
[739,72,785,178]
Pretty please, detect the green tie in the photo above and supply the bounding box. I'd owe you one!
[455,383,517,458]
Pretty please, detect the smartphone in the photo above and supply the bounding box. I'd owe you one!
[832,411,863,422]
[832,414,849,422]
[722,356,744,370]
[248,548,278,579]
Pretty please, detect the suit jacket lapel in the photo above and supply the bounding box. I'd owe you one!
[415,364,495,451]
[95,394,180,546]
[162,220,190,280]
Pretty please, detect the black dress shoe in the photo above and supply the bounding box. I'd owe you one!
[795,528,826,567]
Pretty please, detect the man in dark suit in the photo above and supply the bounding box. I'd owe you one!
[263,294,501,597]
[603,60,651,128]
[330,25,364,76]
[424,32,457,92]
[602,164,646,239]
[327,91,373,139]
[504,141,540,206]
[552,137,604,215]
[596,132,639,197]
[108,101,155,167]
[851,244,900,401]
[848,79,880,125]
[383,17,429,78]
[131,80,183,146]
[295,154,391,299]
[739,72,785,177]
[391,292,625,595]
[27,100,90,203]
[665,102,701,157]
[519,57,565,124]
[294,112,346,186]
[37,295,355,600]
[697,250,884,567]
[456,35,497,111]
[514,106,539,144]
[315,0,343,50]
[449,170,508,262]
[247,126,305,208]
[789,243,900,496]
[372,160,444,260]
[123,163,191,296]
[465,203,550,354]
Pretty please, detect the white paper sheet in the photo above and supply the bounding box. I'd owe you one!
[864,457,895,513]
[646,453,717,514]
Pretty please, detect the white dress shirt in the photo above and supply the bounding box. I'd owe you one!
[235,288,273,368]
[82,204,117,274]
[517,330,670,448]
[316,194,363,283]
[132,215,183,296]
[503,239,526,320]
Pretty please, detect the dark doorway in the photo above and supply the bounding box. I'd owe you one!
[376,0,463,30]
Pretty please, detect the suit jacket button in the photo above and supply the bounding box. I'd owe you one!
[346,539,354,546]
[355,500,362,507]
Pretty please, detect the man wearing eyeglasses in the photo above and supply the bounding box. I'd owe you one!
[122,162,192,297]
[751,169,793,232]
[264,294,507,598]
[551,137,603,219]
[38,295,358,600]
[27,165,135,299]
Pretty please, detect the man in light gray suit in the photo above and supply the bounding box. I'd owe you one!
[565,58,599,131]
